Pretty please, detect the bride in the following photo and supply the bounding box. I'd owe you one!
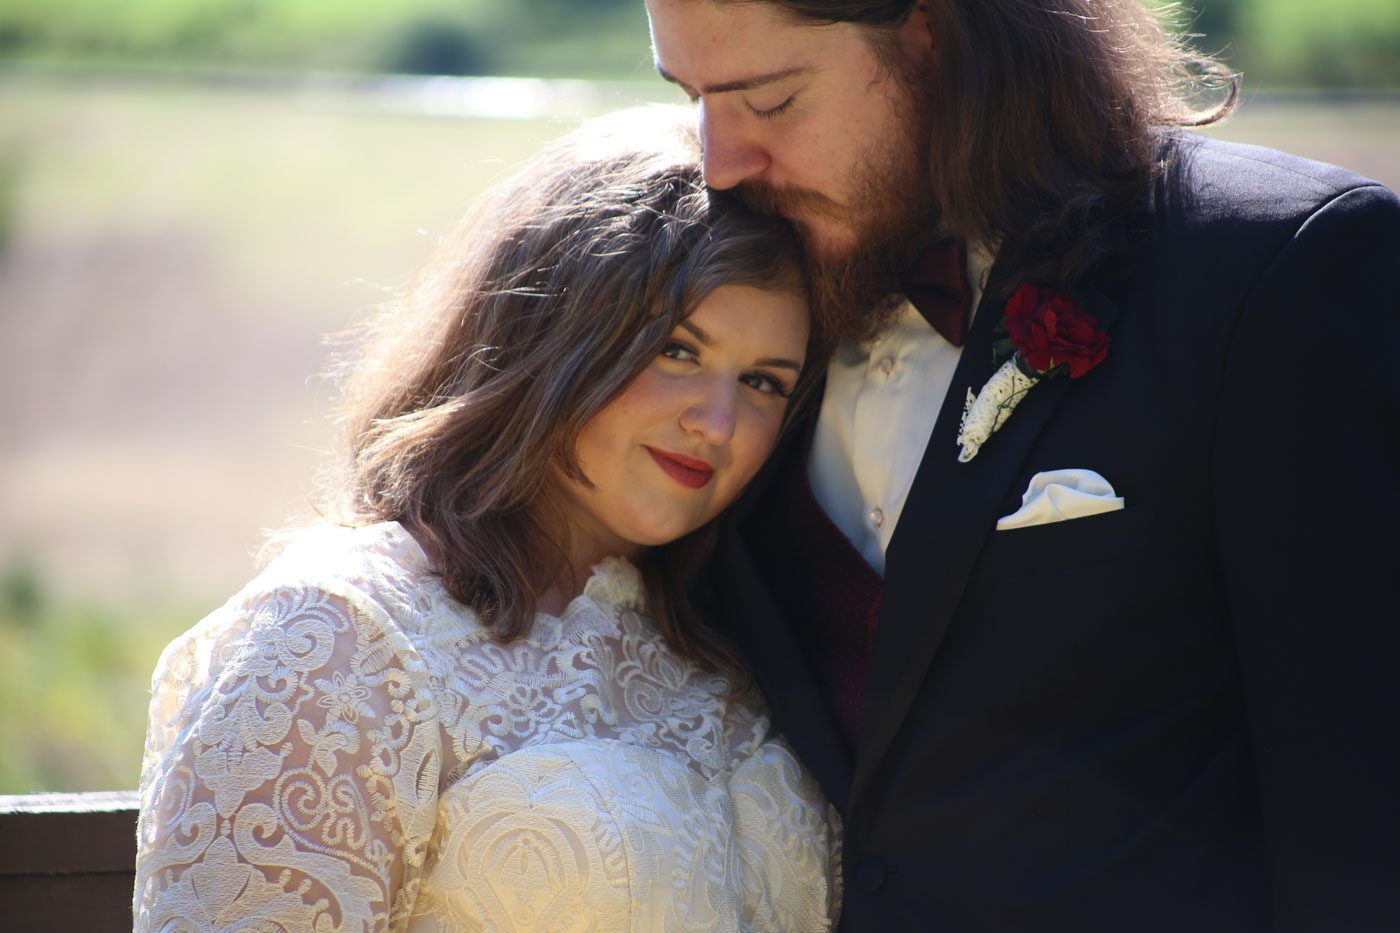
[132,107,841,931]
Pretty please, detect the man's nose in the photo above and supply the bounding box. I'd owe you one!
[680,378,739,446]
[699,100,770,191]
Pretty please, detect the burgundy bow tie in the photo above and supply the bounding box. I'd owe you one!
[899,238,972,347]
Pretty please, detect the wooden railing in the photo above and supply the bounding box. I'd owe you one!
[0,791,138,932]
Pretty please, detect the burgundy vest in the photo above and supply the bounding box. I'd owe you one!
[743,436,883,750]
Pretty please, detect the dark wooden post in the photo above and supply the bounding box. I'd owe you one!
[0,791,139,932]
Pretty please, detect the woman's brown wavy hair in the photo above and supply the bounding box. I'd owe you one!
[328,106,812,674]
[728,0,1238,293]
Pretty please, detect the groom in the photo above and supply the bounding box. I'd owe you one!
[646,0,1400,928]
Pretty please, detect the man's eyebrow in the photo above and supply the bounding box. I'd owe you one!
[655,64,810,95]
[679,320,804,373]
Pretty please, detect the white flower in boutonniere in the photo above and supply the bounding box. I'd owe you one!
[957,284,1109,463]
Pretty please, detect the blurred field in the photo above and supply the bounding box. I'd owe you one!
[0,0,658,79]
[0,74,671,792]
[1,76,1398,792]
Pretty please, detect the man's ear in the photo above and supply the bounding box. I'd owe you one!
[897,1,937,64]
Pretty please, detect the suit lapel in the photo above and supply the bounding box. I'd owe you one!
[716,409,854,811]
[849,282,1123,812]
[711,521,853,810]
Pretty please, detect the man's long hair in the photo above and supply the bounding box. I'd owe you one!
[744,0,1237,293]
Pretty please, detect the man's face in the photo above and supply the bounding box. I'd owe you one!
[645,0,937,267]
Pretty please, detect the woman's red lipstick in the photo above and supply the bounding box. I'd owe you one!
[646,447,714,489]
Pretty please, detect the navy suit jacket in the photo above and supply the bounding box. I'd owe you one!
[708,132,1400,931]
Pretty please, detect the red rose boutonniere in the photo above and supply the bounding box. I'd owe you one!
[956,284,1109,462]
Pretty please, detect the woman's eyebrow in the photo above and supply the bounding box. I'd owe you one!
[678,319,715,345]
[757,356,803,373]
[679,321,802,372]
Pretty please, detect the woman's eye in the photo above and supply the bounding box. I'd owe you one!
[750,96,795,120]
[661,340,698,362]
[741,372,792,398]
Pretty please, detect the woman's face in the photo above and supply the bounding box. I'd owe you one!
[559,282,809,565]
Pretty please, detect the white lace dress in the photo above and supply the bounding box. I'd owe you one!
[133,521,841,931]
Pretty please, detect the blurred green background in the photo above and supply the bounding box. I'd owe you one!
[2,0,1398,86]
[1,2,1397,794]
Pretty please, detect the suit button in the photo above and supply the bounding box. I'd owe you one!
[853,856,886,893]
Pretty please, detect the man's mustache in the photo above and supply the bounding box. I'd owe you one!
[736,181,846,222]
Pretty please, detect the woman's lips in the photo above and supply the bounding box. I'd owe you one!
[646,447,714,490]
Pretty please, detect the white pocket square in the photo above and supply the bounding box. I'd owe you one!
[995,469,1124,530]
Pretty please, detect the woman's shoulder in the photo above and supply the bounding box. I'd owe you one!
[253,520,429,603]
[151,522,481,699]
[244,520,482,637]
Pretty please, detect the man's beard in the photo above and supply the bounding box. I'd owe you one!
[737,78,939,345]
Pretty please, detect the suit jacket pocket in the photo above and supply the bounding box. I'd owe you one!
[975,505,1159,580]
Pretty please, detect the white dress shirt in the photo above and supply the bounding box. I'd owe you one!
[808,243,996,577]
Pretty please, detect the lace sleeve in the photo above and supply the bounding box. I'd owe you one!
[134,583,442,932]
[731,737,844,929]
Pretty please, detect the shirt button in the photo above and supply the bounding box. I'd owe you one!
[868,507,884,528]
[853,856,887,893]
[879,356,895,375]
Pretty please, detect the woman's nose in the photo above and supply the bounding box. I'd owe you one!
[679,378,739,446]
[698,100,770,191]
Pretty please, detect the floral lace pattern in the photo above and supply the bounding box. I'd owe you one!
[135,522,840,931]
